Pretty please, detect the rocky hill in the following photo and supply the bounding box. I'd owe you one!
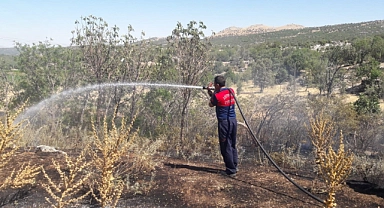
[214,24,305,37]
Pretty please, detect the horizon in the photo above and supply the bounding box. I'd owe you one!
[1,0,384,48]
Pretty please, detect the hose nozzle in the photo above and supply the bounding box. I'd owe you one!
[203,86,215,90]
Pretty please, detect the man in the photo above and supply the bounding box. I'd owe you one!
[207,75,238,177]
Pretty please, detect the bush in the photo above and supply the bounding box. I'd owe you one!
[352,155,384,188]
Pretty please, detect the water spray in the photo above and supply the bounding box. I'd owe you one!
[18,82,214,122]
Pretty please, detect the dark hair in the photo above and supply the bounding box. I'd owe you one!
[214,75,226,87]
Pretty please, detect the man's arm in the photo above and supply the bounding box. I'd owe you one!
[208,90,216,107]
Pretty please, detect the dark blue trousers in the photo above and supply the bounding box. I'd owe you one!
[218,118,238,174]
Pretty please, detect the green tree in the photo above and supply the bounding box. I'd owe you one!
[0,58,13,108]
[71,16,122,124]
[354,60,382,115]
[356,60,382,89]
[251,58,274,92]
[353,92,380,115]
[370,36,384,62]
[284,48,312,77]
[15,41,81,104]
[352,38,371,64]
[166,20,212,141]
[115,31,156,120]
[225,69,239,84]
[322,45,356,96]
[71,15,155,123]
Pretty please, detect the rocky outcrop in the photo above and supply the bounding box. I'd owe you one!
[215,24,305,37]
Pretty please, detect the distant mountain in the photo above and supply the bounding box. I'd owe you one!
[211,20,384,46]
[214,24,305,37]
[0,48,18,56]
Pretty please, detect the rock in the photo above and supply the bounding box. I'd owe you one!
[35,145,67,155]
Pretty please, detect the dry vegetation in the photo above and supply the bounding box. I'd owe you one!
[42,147,91,208]
[0,82,383,207]
[0,105,162,207]
[308,113,354,208]
[0,103,41,191]
[89,110,137,208]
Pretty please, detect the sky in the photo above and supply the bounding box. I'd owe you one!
[1,0,384,48]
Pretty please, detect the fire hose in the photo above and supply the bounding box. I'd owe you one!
[203,86,325,205]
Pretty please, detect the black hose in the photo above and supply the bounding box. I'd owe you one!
[230,91,325,205]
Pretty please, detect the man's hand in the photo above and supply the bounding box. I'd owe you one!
[206,82,213,97]
[207,89,213,97]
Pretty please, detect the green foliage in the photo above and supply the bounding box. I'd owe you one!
[353,93,381,115]
[353,61,383,115]
[212,46,236,62]
[370,36,384,62]
[139,88,174,137]
[153,47,178,81]
[356,60,382,88]
[0,55,16,68]
[352,38,371,64]
[14,41,82,105]
[225,69,239,84]
[275,66,289,84]
[212,61,230,74]
[251,58,274,92]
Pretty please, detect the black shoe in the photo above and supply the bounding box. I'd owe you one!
[219,170,236,177]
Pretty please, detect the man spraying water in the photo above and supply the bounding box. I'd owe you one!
[206,75,238,177]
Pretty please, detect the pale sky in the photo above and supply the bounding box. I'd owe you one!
[1,0,383,48]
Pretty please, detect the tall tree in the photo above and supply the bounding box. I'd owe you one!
[166,21,212,141]
[251,58,274,92]
[71,15,155,122]
[322,45,356,96]
[71,16,121,124]
[370,36,384,62]
[352,38,371,64]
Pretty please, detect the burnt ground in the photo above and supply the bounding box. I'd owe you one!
[0,150,383,208]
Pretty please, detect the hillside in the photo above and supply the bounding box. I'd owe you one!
[0,48,18,56]
[211,20,384,46]
[214,24,305,37]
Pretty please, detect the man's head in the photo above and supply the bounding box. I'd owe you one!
[214,75,226,88]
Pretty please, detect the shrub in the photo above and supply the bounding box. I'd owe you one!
[308,112,354,208]
[0,103,41,190]
[89,109,137,208]
[42,147,92,208]
[352,155,384,188]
